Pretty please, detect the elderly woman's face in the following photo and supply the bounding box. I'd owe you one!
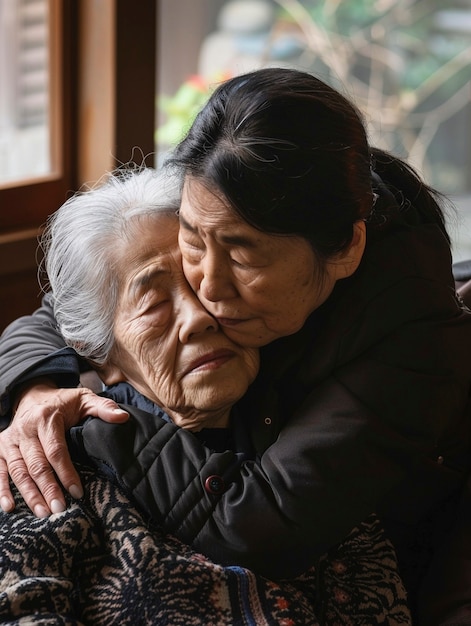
[179,178,363,347]
[103,214,259,430]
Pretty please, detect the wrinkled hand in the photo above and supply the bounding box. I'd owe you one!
[0,382,129,516]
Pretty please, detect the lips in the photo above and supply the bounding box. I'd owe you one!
[184,348,235,375]
[216,317,248,327]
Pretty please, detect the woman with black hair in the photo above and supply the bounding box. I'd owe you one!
[1,68,470,620]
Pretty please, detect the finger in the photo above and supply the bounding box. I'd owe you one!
[18,439,66,514]
[8,453,51,517]
[0,457,15,512]
[79,391,129,424]
[37,427,84,502]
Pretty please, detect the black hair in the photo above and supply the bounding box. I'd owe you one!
[167,67,449,263]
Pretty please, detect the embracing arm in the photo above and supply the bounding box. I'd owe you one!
[73,391,393,577]
[0,294,82,410]
[72,282,471,579]
[0,295,128,515]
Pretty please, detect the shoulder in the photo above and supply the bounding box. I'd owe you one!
[69,405,176,472]
[333,222,465,341]
[276,222,471,386]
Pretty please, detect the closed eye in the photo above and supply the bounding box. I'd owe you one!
[230,257,249,269]
[141,300,172,328]
[180,237,205,262]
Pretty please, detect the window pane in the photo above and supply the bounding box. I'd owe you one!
[157,0,471,261]
[0,0,58,186]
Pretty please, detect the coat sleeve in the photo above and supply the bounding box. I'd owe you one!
[0,294,82,418]
[73,297,471,581]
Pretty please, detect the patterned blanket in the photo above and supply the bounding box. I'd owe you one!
[0,467,411,625]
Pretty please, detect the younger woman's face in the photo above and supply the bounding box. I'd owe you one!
[179,178,363,348]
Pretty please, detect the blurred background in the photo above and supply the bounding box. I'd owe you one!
[0,0,470,330]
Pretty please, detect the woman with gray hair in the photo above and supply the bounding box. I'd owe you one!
[44,167,181,366]
[0,167,297,624]
[42,166,259,431]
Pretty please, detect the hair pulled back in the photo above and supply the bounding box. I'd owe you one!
[168,67,448,261]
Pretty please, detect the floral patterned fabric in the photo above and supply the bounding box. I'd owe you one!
[0,467,411,625]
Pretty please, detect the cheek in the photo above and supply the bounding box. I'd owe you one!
[120,327,151,365]
[143,337,177,381]
[282,262,318,303]
[139,347,182,408]
[241,280,287,316]
[246,352,260,383]
[153,370,181,407]
[282,280,315,314]
[255,274,316,330]
[182,257,201,290]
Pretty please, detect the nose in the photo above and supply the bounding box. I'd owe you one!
[198,252,238,303]
[178,287,218,343]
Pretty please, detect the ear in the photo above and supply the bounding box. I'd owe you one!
[329,220,366,280]
[95,361,126,386]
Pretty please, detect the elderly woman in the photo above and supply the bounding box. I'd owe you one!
[0,167,308,625]
[1,68,470,620]
[42,168,259,432]
[0,166,410,624]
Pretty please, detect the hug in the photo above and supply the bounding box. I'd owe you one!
[1,68,471,624]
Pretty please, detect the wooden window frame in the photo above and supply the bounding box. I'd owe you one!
[115,1,156,167]
[0,0,156,331]
[0,0,78,234]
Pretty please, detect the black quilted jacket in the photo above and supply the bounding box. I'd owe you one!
[1,207,471,616]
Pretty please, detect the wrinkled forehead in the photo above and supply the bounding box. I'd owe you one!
[111,213,181,284]
[123,211,179,244]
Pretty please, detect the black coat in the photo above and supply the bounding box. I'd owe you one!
[1,210,471,613]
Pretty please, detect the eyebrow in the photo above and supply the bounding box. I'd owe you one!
[179,213,258,249]
[129,268,167,298]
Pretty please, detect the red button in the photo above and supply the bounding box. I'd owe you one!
[204,475,225,494]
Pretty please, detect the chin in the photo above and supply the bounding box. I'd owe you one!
[223,328,272,348]
[172,418,205,431]
[193,392,241,412]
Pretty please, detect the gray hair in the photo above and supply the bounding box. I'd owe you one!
[41,166,181,365]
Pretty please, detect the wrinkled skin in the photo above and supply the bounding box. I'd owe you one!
[101,215,259,430]
[0,382,129,517]
[0,175,366,516]
[178,178,366,347]
[0,214,258,516]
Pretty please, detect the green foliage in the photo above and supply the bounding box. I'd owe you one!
[156,0,471,192]
[156,75,213,147]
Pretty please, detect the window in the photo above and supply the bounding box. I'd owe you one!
[0,0,56,184]
[0,0,76,234]
[0,0,77,332]
[0,0,156,331]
